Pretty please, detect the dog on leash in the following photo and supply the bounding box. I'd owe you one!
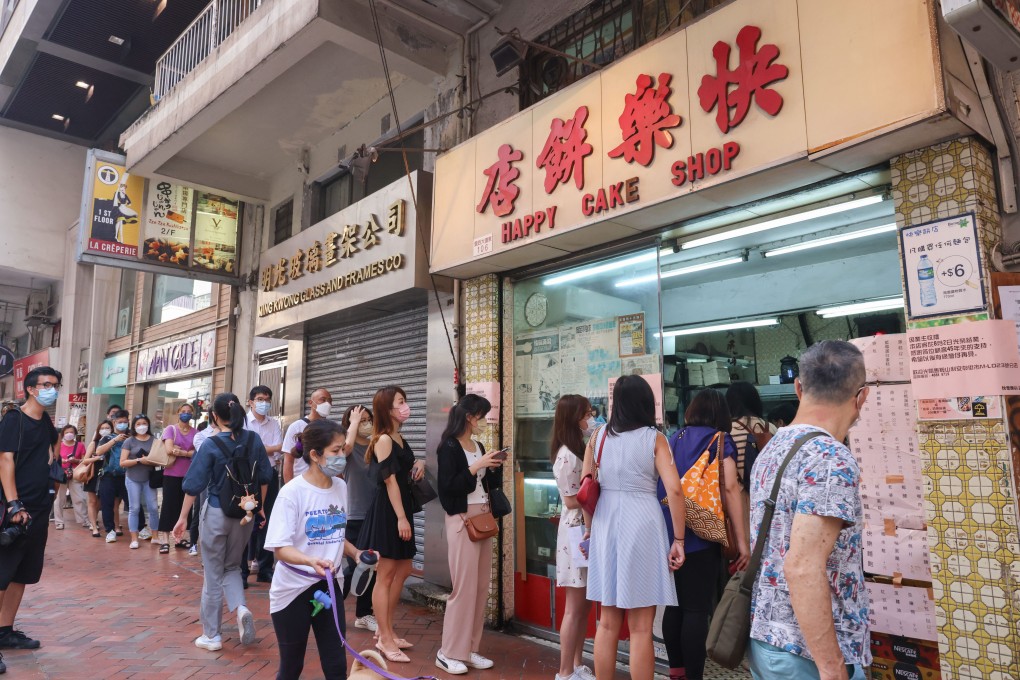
[349,649,389,680]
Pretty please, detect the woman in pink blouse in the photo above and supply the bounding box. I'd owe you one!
[157,403,198,553]
[55,424,88,529]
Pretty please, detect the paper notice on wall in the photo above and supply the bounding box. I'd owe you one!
[907,320,1020,398]
[850,334,910,383]
[867,583,938,641]
[618,313,645,358]
[917,395,1001,420]
[863,526,931,581]
[514,331,561,415]
[996,285,1020,355]
[466,381,501,424]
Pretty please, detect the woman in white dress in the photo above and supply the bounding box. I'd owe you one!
[581,375,686,680]
[552,394,596,680]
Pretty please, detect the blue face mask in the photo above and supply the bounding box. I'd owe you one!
[318,454,347,477]
[35,387,58,407]
[254,401,271,416]
[115,422,129,432]
[179,413,193,423]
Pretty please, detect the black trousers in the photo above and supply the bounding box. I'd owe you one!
[341,519,375,618]
[272,582,347,680]
[99,474,129,533]
[242,472,279,579]
[661,544,721,680]
[158,475,186,533]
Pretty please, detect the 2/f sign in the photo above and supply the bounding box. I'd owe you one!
[899,212,985,319]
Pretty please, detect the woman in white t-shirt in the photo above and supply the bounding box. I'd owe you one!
[265,418,368,680]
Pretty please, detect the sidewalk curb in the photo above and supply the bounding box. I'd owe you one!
[406,579,450,613]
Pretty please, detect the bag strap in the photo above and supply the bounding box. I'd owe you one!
[739,430,826,595]
[594,427,608,470]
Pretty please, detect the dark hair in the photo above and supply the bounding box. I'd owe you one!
[93,420,114,443]
[60,424,78,439]
[249,385,272,401]
[113,409,130,421]
[551,394,590,462]
[341,405,372,431]
[197,421,209,432]
[685,389,732,433]
[107,404,123,414]
[768,402,798,427]
[24,366,61,394]
[212,392,246,438]
[366,386,406,463]
[726,381,764,420]
[441,394,491,444]
[607,375,656,435]
[131,414,151,433]
[298,418,345,465]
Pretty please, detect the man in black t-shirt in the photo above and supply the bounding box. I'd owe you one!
[0,366,61,670]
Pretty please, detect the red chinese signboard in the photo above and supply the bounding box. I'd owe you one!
[607,73,683,166]
[476,143,524,217]
[13,349,51,401]
[537,106,594,194]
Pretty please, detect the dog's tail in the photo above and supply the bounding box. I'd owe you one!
[351,648,389,673]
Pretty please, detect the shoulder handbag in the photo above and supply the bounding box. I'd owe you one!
[488,478,512,519]
[463,509,498,541]
[409,470,438,513]
[72,443,94,483]
[706,431,825,669]
[576,427,607,515]
[675,431,728,546]
[145,430,176,467]
[48,457,66,484]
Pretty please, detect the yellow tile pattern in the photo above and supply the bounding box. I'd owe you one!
[892,137,1020,679]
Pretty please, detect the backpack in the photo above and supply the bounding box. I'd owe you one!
[210,431,260,520]
[736,418,772,491]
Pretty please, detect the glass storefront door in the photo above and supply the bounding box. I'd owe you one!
[143,374,212,437]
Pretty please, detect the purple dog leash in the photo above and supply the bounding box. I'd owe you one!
[280,562,437,680]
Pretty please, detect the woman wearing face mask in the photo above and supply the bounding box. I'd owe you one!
[158,403,198,554]
[120,415,159,550]
[551,395,596,680]
[356,386,425,663]
[340,405,377,631]
[54,425,88,530]
[99,410,132,541]
[434,394,502,675]
[266,418,370,680]
[83,420,113,537]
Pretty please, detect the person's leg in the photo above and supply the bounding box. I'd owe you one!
[221,514,251,615]
[373,558,399,650]
[87,491,99,531]
[125,478,142,541]
[626,606,657,680]
[70,480,88,526]
[99,476,115,533]
[559,586,592,676]
[272,583,315,680]
[190,490,204,547]
[0,584,24,628]
[143,485,160,535]
[469,534,492,654]
[199,504,229,639]
[240,521,256,581]
[115,475,127,532]
[52,483,66,527]
[677,548,719,680]
[310,586,347,680]
[441,512,481,661]
[387,559,413,636]
[661,596,685,677]
[158,476,183,544]
[255,474,279,580]
[594,605,624,680]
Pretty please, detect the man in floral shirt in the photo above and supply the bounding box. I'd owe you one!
[748,340,870,680]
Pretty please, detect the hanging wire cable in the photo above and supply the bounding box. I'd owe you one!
[367,0,460,379]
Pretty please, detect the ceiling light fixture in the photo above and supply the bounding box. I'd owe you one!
[544,251,660,286]
[764,223,898,258]
[75,81,90,89]
[108,35,125,45]
[658,318,779,338]
[681,195,887,250]
[51,114,65,121]
[616,256,744,288]
[815,297,904,318]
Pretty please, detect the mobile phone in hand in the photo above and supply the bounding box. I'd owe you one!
[493,448,509,461]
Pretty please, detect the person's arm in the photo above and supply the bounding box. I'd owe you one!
[84,441,103,464]
[654,432,686,570]
[341,407,364,455]
[554,450,582,511]
[437,440,496,496]
[722,456,750,571]
[283,453,295,483]
[579,431,598,535]
[181,440,214,497]
[172,493,197,541]
[375,436,411,540]
[785,514,848,680]
[120,441,137,467]
[0,451,27,524]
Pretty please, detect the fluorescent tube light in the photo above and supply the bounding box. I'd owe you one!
[616,256,743,287]
[816,298,904,318]
[75,81,90,89]
[658,318,779,338]
[764,223,898,258]
[544,251,661,286]
[681,195,886,250]
[51,114,65,121]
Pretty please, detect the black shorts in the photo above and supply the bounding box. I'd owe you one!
[0,512,49,589]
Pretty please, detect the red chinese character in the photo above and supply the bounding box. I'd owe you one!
[477,143,524,217]
[537,106,593,194]
[698,25,788,134]
[608,73,682,167]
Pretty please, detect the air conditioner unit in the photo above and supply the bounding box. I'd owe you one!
[25,289,50,321]
[943,0,1020,70]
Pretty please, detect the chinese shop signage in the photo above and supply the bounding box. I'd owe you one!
[431,0,944,274]
[255,173,427,336]
[135,331,215,383]
[899,212,985,320]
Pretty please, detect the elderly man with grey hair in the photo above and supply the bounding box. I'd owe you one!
[746,340,870,680]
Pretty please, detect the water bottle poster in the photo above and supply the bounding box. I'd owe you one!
[899,212,985,319]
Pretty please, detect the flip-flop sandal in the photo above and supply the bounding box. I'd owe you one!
[394,638,414,649]
[159,544,170,554]
[375,642,410,663]
[175,540,192,550]
[116,527,124,536]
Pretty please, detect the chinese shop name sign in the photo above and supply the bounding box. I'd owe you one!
[907,320,1020,398]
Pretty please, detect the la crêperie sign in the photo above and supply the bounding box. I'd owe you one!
[478,24,785,247]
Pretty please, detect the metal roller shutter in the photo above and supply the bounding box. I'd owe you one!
[305,305,429,571]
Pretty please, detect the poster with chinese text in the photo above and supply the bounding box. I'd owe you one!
[143,181,194,267]
[514,331,560,415]
[618,313,645,357]
[194,193,239,274]
[899,212,985,319]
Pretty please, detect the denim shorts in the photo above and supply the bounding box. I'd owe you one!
[749,639,867,680]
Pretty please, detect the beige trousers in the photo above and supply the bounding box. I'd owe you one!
[441,503,493,661]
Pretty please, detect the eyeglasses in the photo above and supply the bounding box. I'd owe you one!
[37,382,61,389]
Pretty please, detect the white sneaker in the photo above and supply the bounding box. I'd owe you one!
[129,541,139,549]
[465,652,494,670]
[105,530,117,543]
[354,615,378,632]
[555,674,580,680]
[237,605,255,644]
[138,527,152,540]
[194,635,222,651]
[189,545,198,557]
[574,665,596,680]
[436,651,468,675]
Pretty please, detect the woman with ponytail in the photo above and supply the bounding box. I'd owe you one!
[173,393,274,652]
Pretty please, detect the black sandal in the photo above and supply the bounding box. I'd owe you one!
[91,528,101,538]
[116,526,124,536]
[175,540,192,550]
[159,544,170,554]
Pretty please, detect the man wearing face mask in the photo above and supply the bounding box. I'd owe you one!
[0,367,62,665]
[242,386,284,585]
[282,388,333,485]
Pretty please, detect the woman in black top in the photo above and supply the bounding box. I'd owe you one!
[356,386,424,664]
[434,394,503,675]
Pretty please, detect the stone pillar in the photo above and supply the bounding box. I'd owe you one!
[891,137,1020,678]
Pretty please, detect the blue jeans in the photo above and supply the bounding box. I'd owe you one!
[749,640,866,680]
[125,478,159,534]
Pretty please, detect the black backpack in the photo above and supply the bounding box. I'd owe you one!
[210,431,260,520]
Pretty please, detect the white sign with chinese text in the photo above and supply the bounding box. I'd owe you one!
[907,320,1020,398]
[899,212,985,319]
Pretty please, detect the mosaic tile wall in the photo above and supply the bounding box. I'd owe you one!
[892,137,1020,679]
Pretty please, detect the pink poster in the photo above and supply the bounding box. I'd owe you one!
[908,320,1020,398]
[608,373,664,425]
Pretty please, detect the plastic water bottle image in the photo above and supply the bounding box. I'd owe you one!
[351,549,379,596]
[918,254,937,307]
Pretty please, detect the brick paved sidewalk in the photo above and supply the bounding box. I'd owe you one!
[4,520,748,679]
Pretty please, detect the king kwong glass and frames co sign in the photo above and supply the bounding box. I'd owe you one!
[254,172,431,336]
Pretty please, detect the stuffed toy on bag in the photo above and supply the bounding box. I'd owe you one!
[238,493,259,526]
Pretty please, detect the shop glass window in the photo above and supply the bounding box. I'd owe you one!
[114,271,136,338]
[512,247,662,578]
[149,274,213,326]
[144,375,212,436]
[316,172,354,223]
[271,199,294,246]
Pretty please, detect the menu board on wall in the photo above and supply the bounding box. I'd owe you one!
[194,193,239,274]
[143,181,194,268]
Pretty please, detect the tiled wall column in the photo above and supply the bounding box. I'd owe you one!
[461,274,507,624]
[892,137,1020,678]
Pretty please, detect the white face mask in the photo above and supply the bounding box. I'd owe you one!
[583,417,597,435]
[63,433,76,442]
[357,422,373,439]
[99,429,112,437]
[135,425,149,435]
[315,402,332,418]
